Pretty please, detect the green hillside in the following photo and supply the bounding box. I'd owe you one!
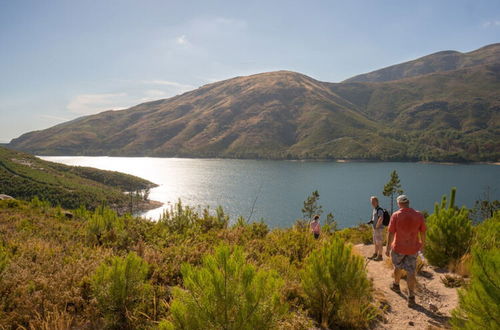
[7,44,500,162]
[0,146,158,211]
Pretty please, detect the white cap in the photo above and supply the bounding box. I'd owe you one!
[397,195,409,203]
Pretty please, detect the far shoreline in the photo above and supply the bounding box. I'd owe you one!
[36,154,500,166]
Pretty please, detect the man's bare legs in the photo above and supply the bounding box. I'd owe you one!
[393,268,417,306]
[375,241,383,257]
[393,268,415,295]
[394,267,402,285]
[407,273,416,297]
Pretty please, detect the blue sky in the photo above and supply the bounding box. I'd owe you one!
[1,0,499,142]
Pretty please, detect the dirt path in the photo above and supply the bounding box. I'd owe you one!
[354,244,459,330]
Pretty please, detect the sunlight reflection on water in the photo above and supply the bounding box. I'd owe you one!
[39,156,499,228]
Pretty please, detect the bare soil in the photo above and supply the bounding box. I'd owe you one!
[355,244,459,330]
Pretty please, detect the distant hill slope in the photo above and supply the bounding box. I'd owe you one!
[8,44,500,162]
[344,43,500,83]
[0,146,158,211]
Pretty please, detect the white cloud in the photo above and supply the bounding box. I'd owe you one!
[482,20,500,28]
[139,89,171,102]
[165,17,247,51]
[67,93,128,114]
[39,114,70,121]
[176,34,189,45]
[140,79,194,89]
[66,78,197,116]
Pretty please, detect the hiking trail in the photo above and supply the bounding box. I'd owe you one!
[355,244,459,330]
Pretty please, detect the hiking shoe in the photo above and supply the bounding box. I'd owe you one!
[390,282,401,293]
[408,296,416,307]
[368,253,378,260]
[374,255,383,261]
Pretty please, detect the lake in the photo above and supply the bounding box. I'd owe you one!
[39,156,499,228]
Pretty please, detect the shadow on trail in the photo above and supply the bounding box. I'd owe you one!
[410,301,451,327]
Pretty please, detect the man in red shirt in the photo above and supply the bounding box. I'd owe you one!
[385,195,426,307]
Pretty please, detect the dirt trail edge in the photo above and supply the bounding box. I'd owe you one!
[354,244,459,330]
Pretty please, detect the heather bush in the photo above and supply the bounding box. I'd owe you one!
[264,227,318,264]
[0,244,8,276]
[425,188,473,268]
[301,237,376,328]
[336,223,373,244]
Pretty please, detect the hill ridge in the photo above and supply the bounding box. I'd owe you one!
[7,43,500,162]
[344,43,500,83]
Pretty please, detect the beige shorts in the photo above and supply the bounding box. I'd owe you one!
[373,228,384,245]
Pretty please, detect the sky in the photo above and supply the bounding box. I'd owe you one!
[1,0,499,142]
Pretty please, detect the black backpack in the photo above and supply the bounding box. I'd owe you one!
[377,206,391,226]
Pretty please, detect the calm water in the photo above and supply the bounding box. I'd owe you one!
[40,156,499,228]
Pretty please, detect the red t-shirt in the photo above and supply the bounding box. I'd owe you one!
[388,207,426,255]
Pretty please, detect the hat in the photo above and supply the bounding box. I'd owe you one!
[397,195,409,203]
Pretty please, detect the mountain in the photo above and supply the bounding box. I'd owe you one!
[0,146,158,211]
[344,43,500,83]
[8,44,500,162]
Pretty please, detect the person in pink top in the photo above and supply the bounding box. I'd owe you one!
[385,195,426,307]
[310,214,321,239]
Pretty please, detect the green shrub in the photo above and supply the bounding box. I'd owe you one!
[264,228,317,264]
[336,223,373,245]
[246,221,269,239]
[160,244,287,329]
[158,200,228,234]
[451,212,500,329]
[91,252,152,329]
[0,199,22,209]
[425,187,473,268]
[30,196,52,213]
[86,206,125,246]
[301,237,375,329]
[198,205,229,232]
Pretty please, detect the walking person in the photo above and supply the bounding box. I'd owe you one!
[310,214,321,239]
[385,195,426,307]
[368,196,385,261]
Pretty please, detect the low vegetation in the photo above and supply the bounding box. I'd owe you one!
[301,237,376,328]
[425,188,473,268]
[0,197,379,329]
[91,252,152,329]
[0,146,156,211]
[161,244,287,329]
[0,185,498,329]
[451,212,500,329]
